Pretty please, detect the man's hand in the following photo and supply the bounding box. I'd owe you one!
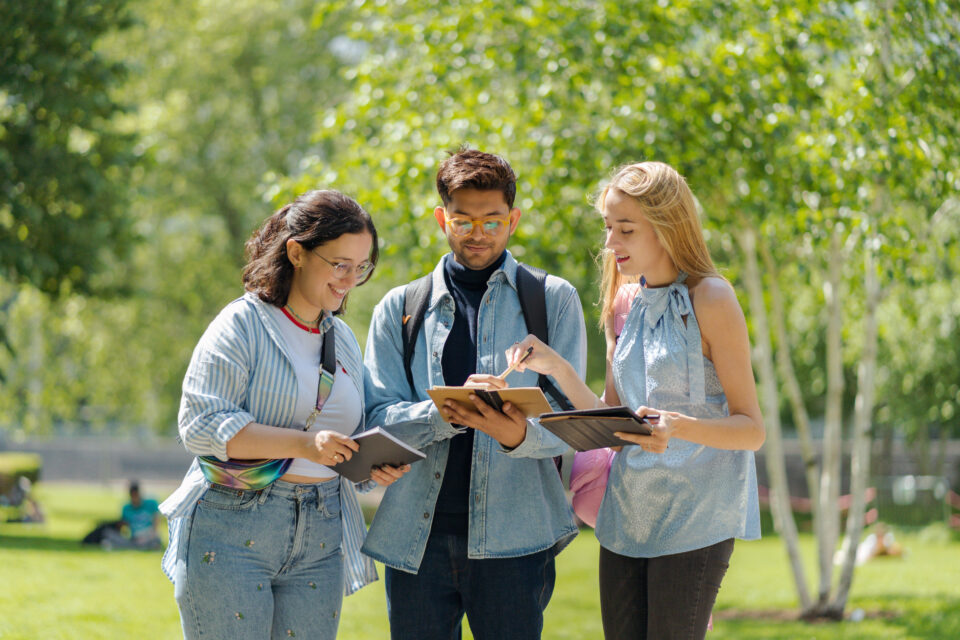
[442,395,528,449]
[370,464,411,487]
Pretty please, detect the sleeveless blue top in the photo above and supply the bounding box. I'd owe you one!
[596,273,761,557]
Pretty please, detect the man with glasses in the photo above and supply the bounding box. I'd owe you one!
[362,148,587,639]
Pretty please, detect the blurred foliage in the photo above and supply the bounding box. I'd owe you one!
[290,0,960,439]
[0,0,360,433]
[0,0,957,453]
[0,0,137,296]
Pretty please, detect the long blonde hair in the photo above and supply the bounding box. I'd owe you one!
[597,162,720,327]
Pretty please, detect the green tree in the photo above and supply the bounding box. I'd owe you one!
[0,0,360,433]
[292,0,960,619]
[0,0,136,295]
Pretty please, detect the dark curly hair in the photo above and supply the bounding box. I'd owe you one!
[242,190,378,314]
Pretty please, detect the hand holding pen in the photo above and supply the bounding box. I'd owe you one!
[466,335,562,390]
[496,345,534,380]
[462,339,540,390]
[461,351,527,390]
[503,335,566,378]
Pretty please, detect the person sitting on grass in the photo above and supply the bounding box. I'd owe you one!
[101,481,162,550]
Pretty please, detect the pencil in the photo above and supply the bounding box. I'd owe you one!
[496,345,534,380]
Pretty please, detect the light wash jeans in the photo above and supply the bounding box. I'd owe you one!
[175,479,344,640]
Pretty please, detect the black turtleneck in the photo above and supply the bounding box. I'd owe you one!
[433,251,507,535]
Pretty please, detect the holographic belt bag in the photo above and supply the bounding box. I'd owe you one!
[197,320,336,490]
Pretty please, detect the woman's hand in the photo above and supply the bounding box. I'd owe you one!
[460,335,567,391]
[505,335,566,378]
[370,464,411,487]
[613,406,680,454]
[463,374,508,390]
[308,430,360,466]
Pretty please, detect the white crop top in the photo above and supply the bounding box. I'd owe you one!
[267,305,363,479]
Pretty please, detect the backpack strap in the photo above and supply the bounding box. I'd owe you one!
[402,274,433,396]
[516,264,574,411]
[402,265,575,413]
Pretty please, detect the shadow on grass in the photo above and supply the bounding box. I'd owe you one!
[714,594,960,639]
[0,533,92,552]
[0,532,163,554]
[868,594,960,639]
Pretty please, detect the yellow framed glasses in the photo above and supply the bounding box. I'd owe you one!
[444,214,511,237]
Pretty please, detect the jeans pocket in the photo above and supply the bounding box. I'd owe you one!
[320,490,341,520]
[198,485,262,511]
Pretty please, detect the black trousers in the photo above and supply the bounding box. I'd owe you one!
[598,538,734,640]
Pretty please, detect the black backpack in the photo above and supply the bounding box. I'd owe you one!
[401,263,574,411]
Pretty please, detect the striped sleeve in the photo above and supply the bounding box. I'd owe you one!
[177,311,257,460]
[340,477,379,595]
[332,318,379,594]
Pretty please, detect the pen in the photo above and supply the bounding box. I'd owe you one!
[496,345,534,380]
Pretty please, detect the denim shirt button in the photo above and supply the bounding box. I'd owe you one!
[423,512,430,519]
[434,472,441,479]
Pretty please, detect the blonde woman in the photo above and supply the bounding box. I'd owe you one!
[472,162,764,639]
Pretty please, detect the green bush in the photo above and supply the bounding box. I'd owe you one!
[0,452,43,496]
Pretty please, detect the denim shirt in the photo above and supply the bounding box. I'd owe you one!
[159,292,378,595]
[362,251,585,573]
[597,274,761,557]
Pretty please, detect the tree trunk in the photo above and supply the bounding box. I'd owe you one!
[739,225,812,610]
[817,227,845,606]
[936,428,949,479]
[27,291,46,433]
[831,226,881,615]
[914,425,931,476]
[760,239,821,535]
[878,424,894,477]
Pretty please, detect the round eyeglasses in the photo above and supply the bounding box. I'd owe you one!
[311,251,375,284]
[444,214,511,237]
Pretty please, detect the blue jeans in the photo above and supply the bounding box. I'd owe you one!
[385,531,556,640]
[175,479,344,640]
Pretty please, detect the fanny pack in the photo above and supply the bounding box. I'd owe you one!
[198,318,336,490]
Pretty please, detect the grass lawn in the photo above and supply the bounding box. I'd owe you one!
[2,483,958,639]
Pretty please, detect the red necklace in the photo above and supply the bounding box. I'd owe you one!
[281,305,321,333]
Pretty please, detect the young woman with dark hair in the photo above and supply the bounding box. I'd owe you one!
[160,189,407,640]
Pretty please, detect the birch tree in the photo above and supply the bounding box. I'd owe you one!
[291,0,960,620]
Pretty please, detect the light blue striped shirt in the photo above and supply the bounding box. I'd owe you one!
[159,292,377,595]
